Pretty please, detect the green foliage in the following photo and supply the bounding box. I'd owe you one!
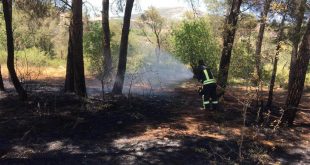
[0,1,307,88]
[10,6,58,57]
[83,20,148,78]
[15,0,53,19]
[126,30,145,73]
[15,47,48,66]
[238,14,257,32]
[84,22,103,58]
[83,22,105,78]
[230,40,255,80]
[0,47,65,67]
[0,4,64,67]
[138,6,166,49]
[140,6,164,31]
[204,0,229,15]
[171,18,220,71]
[83,20,127,78]
[0,10,7,51]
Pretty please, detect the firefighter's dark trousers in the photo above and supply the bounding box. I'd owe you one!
[201,83,218,110]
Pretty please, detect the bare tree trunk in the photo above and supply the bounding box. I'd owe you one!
[0,65,5,91]
[64,24,75,92]
[155,33,161,63]
[72,0,86,97]
[112,0,135,95]
[267,50,279,107]
[288,0,307,92]
[2,0,27,100]
[267,14,286,107]
[102,0,112,80]
[186,0,198,17]
[64,0,86,97]
[282,18,310,126]
[254,0,272,85]
[217,0,242,89]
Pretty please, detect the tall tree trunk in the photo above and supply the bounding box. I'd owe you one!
[72,0,86,97]
[0,65,5,91]
[254,0,272,85]
[64,24,75,92]
[282,18,310,126]
[102,0,112,81]
[217,0,242,89]
[2,0,27,100]
[267,14,286,107]
[64,1,86,97]
[267,50,279,107]
[112,0,135,94]
[287,0,307,93]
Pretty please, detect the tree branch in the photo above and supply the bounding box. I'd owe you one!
[57,0,72,9]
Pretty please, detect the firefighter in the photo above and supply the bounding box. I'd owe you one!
[196,60,218,110]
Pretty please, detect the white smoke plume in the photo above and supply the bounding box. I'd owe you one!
[86,46,193,96]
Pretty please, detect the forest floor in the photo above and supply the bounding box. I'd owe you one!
[0,79,309,164]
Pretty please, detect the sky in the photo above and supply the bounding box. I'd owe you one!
[86,0,202,17]
[87,0,189,10]
[136,0,188,9]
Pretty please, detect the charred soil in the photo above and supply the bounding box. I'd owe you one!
[0,80,309,164]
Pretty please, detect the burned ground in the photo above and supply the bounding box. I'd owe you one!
[0,80,309,164]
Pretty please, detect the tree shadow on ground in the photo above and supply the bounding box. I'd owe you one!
[0,91,187,164]
[0,81,309,164]
[0,134,306,165]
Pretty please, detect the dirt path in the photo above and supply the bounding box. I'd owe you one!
[0,80,309,164]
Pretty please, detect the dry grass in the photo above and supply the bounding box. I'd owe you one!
[0,65,94,81]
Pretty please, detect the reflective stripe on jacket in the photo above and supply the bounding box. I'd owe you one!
[203,69,216,85]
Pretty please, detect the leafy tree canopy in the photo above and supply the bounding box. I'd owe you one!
[172,18,220,73]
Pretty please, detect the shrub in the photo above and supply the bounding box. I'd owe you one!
[171,18,220,73]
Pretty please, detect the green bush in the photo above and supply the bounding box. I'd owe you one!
[230,40,255,80]
[0,47,64,67]
[171,18,220,72]
[84,21,146,78]
[15,47,48,66]
[83,22,104,77]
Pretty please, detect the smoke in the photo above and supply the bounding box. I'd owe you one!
[122,49,193,95]
[86,46,193,96]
